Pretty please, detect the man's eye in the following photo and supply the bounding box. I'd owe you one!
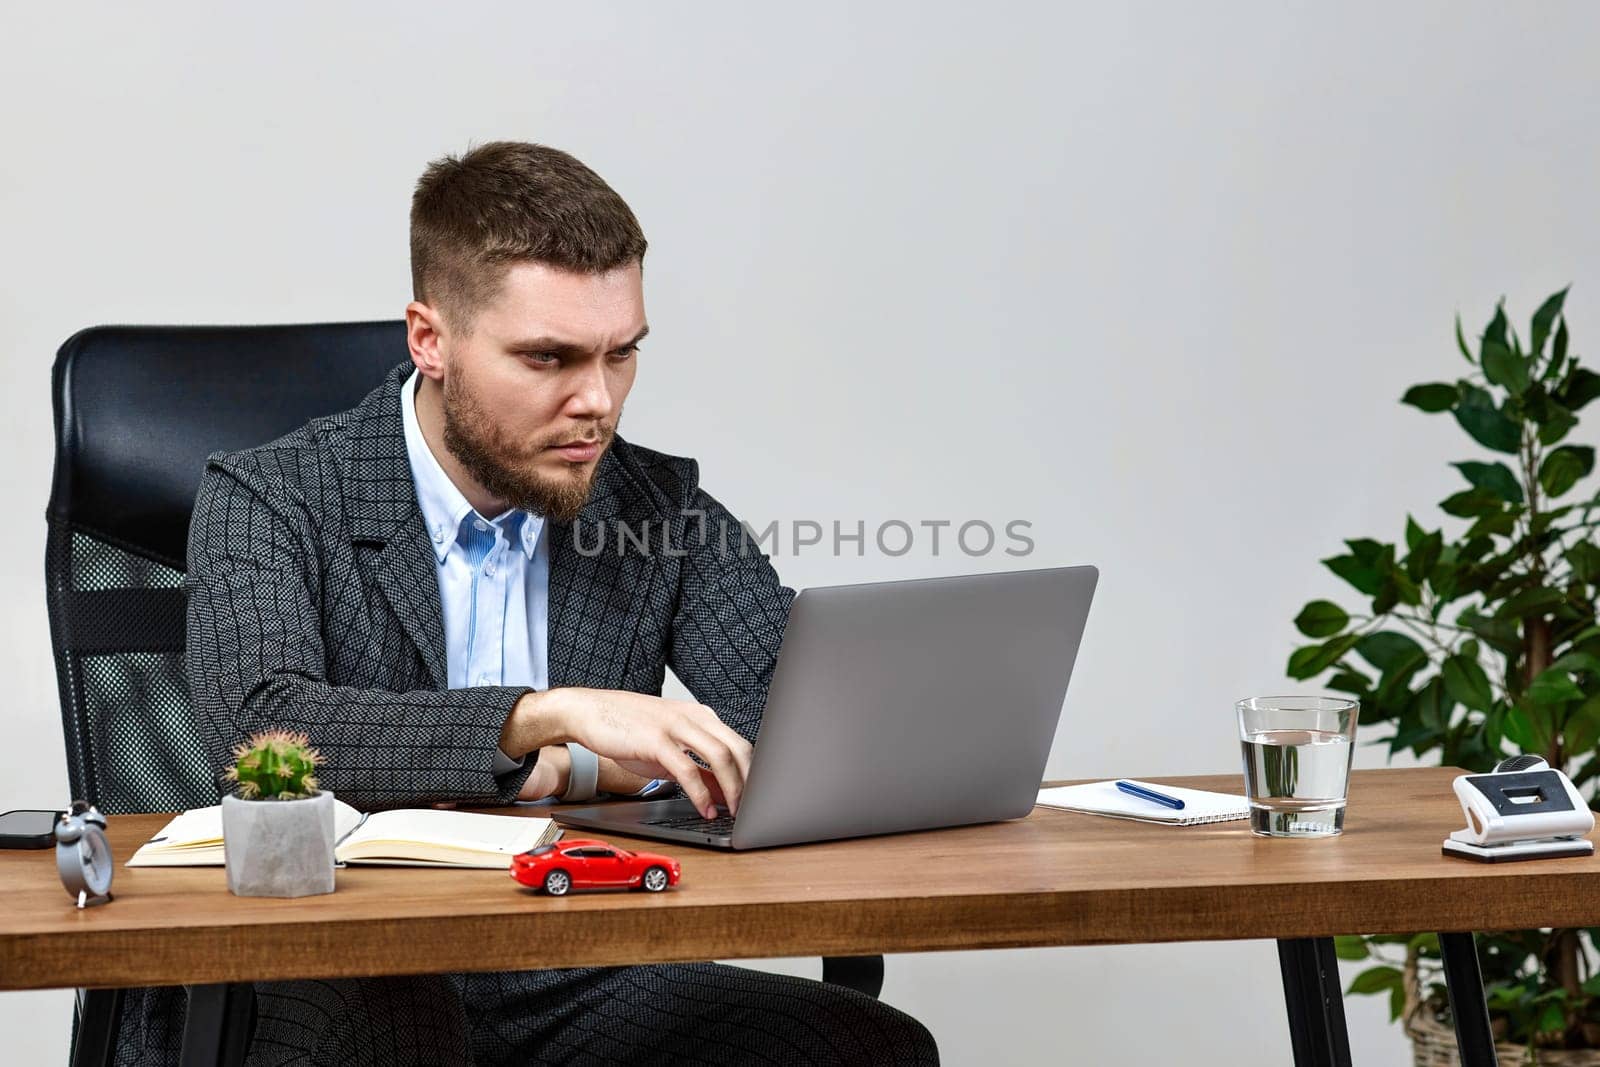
[611,345,640,361]
[526,351,560,365]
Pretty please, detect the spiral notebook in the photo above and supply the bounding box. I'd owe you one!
[1035,780,1250,826]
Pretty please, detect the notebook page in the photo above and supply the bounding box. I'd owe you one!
[337,808,555,862]
[1035,780,1249,825]
[126,798,365,866]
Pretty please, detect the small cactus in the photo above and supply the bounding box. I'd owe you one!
[226,728,326,800]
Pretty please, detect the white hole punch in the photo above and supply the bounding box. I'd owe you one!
[1442,755,1596,863]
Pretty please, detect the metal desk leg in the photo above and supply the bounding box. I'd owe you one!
[822,955,885,999]
[1278,938,1353,1067]
[1438,932,1499,1067]
[71,987,124,1067]
[179,983,254,1067]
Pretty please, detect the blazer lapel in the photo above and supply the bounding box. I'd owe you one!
[340,361,451,690]
[373,507,450,689]
[544,446,657,692]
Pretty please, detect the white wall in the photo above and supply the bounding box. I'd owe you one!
[4,2,1598,1063]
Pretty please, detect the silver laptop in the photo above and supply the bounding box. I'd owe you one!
[554,564,1098,849]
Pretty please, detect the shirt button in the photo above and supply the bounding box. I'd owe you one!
[484,562,497,576]
[432,525,445,544]
[478,673,492,685]
[474,518,489,532]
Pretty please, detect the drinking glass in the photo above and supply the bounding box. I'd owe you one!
[1236,695,1359,837]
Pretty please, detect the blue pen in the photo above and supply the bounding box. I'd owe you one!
[1116,780,1186,810]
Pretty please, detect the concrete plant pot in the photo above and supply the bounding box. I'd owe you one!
[221,791,337,898]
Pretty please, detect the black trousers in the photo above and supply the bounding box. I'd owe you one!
[111,964,939,1066]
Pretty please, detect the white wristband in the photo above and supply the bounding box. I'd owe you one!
[560,743,600,803]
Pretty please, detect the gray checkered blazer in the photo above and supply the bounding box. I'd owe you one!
[185,359,795,808]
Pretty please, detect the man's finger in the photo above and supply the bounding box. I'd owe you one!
[657,747,717,818]
[674,722,744,815]
[687,706,754,791]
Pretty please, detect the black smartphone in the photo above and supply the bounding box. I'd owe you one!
[0,809,63,849]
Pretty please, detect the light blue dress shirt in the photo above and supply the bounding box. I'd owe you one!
[400,368,549,779]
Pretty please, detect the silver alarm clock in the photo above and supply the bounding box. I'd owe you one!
[55,800,114,908]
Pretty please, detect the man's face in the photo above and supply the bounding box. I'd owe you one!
[434,260,645,522]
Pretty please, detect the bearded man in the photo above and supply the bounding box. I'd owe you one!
[110,142,939,1066]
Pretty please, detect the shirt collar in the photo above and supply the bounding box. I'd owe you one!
[399,368,542,564]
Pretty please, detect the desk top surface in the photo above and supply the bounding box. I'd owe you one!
[5,766,1599,991]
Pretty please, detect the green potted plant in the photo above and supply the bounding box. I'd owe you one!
[220,728,337,898]
[1286,288,1600,1062]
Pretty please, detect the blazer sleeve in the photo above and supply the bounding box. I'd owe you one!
[184,456,538,809]
[666,465,797,745]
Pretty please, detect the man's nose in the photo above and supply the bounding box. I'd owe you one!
[564,358,613,417]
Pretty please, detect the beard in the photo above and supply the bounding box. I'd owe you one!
[439,365,613,524]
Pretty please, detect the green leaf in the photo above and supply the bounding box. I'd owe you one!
[1482,341,1531,395]
[1453,403,1522,454]
[1442,654,1495,712]
[1357,630,1427,672]
[1557,367,1600,412]
[1333,935,1370,960]
[1373,567,1422,614]
[1527,669,1585,706]
[1451,461,1524,504]
[1294,600,1350,638]
[1456,314,1473,362]
[1537,999,1566,1035]
[1530,286,1568,355]
[1495,586,1568,619]
[1483,302,1509,351]
[1552,316,1569,374]
[1465,511,1518,540]
[1404,515,1426,551]
[1547,651,1600,677]
[1530,503,1575,534]
[1402,382,1458,413]
[1346,538,1388,564]
[1409,676,1455,731]
[1407,932,1441,954]
[1440,488,1506,517]
[1537,402,1577,446]
[1539,445,1595,498]
[1456,607,1522,655]
[1326,669,1374,699]
[1405,530,1443,583]
[1347,965,1403,996]
[1287,633,1362,680]
[1566,541,1600,584]
[1323,554,1382,597]
[1565,694,1600,755]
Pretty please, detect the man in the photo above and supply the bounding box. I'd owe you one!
[129,142,938,1065]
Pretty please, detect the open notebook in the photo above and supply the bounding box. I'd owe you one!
[1036,779,1250,826]
[126,797,562,869]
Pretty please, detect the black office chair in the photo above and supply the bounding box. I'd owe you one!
[45,321,883,1067]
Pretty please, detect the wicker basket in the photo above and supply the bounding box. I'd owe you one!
[1401,952,1600,1066]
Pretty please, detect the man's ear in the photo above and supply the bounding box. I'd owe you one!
[405,301,448,382]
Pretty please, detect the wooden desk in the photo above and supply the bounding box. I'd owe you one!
[5,767,1591,1066]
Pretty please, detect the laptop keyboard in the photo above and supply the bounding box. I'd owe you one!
[643,813,737,835]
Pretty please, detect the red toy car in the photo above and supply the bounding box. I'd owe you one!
[511,838,681,896]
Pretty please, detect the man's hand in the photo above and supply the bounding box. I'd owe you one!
[516,745,572,801]
[502,687,752,818]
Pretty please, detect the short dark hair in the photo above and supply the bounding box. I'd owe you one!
[409,141,648,332]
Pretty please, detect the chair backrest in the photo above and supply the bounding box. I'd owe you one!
[45,322,409,813]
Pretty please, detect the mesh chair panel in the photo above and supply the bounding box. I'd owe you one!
[46,526,211,814]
